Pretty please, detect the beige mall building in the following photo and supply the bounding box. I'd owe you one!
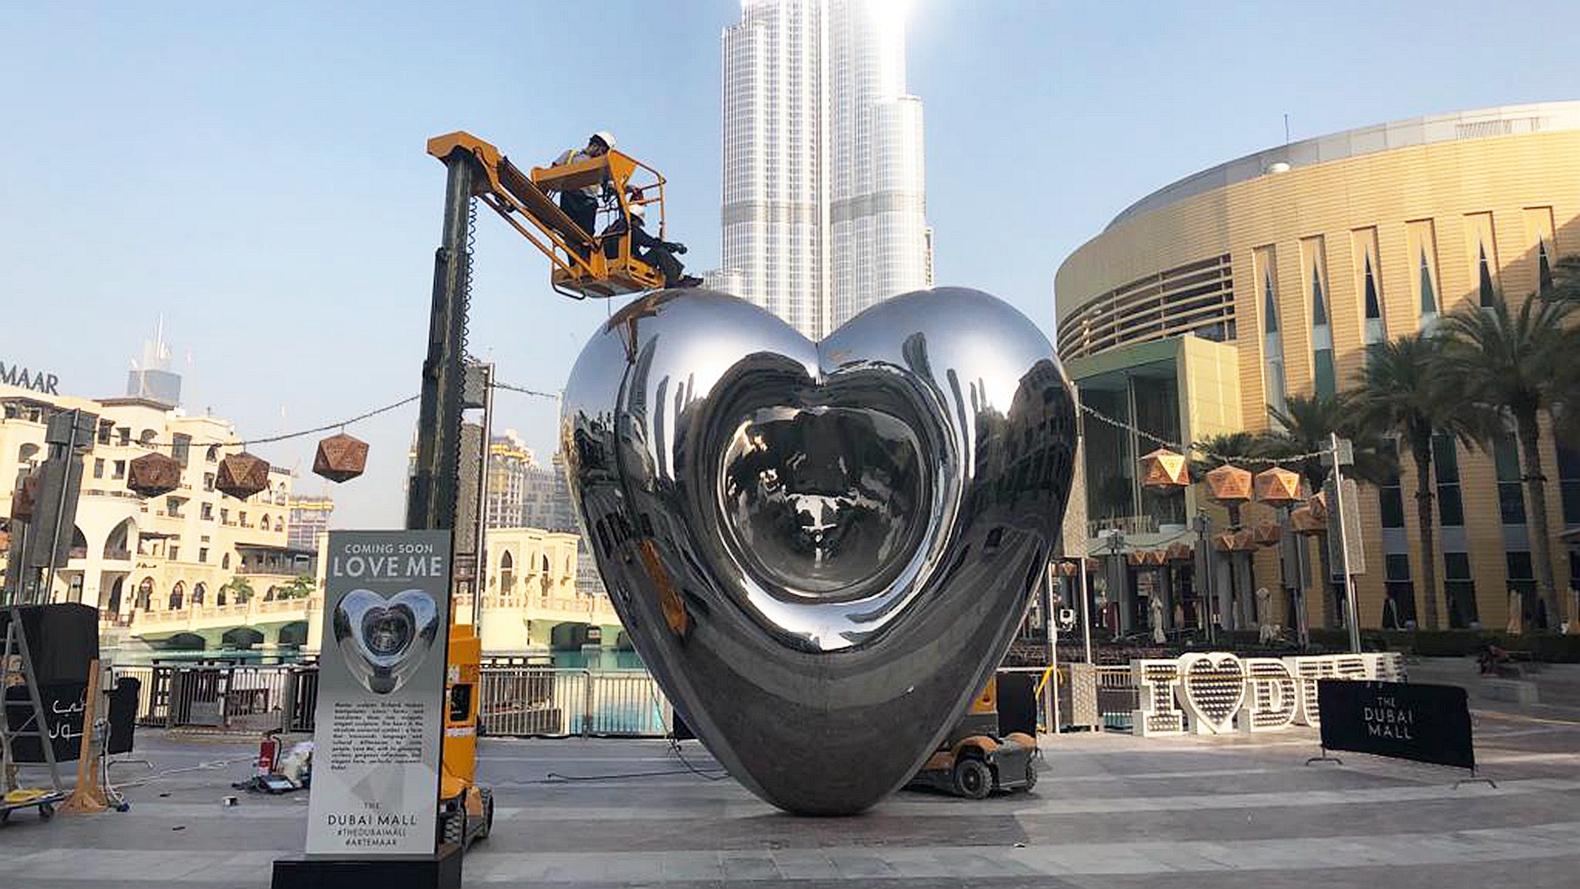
[1055,102,1580,632]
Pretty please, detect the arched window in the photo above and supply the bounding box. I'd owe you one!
[499,551,515,591]
[217,587,228,606]
[192,583,206,606]
[137,577,155,612]
[264,586,276,602]
[169,581,185,611]
[18,443,40,464]
[274,517,284,532]
[138,429,158,446]
[222,553,230,570]
[261,514,270,531]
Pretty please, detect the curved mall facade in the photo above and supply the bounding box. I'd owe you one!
[1055,102,1580,631]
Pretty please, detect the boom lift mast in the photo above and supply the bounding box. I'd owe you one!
[411,131,673,854]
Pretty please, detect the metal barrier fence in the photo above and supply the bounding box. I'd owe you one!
[110,664,317,733]
[1094,665,1137,731]
[478,666,668,738]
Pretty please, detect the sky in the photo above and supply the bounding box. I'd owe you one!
[3,1,1578,529]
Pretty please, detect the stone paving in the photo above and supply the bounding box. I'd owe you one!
[3,674,1579,887]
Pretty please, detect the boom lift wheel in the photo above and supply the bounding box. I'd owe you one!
[953,758,992,800]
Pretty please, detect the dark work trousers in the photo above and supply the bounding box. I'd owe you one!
[560,191,598,258]
[639,246,683,286]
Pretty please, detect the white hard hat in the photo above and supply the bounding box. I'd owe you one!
[590,131,616,149]
[628,203,646,219]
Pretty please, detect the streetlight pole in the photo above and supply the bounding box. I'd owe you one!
[1330,432,1361,653]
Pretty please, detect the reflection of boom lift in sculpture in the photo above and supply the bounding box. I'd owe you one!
[426,131,669,299]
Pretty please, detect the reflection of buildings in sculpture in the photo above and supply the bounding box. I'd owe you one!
[1056,102,1580,632]
[1,383,311,650]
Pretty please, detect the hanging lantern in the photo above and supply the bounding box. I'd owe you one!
[1165,541,1194,562]
[1084,557,1101,573]
[1307,490,1329,523]
[1139,448,1190,489]
[1057,561,1079,577]
[10,476,40,520]
[217,452,270,499]
[1250,522,1283,547]
[1127,551,1148,567]
[313,433,369,483]
[1290,505,1325,535]
[127,452,182,498]
[1254,466,1303,505]
[1204,464,1253,503]
[1213,530,1257,552]
[0,528,9,552]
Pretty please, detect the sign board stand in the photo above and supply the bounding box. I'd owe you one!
[272,531,459,889]
[1306,679,1494,788]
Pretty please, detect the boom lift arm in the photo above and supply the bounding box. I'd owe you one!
[426,131,669,299]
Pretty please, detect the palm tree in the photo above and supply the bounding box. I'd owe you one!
[1263,393,1397,629]
[1437,290,1580,629]
[1351,334,1485,631]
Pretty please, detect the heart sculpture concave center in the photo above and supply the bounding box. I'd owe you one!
[332,589,440,695]
[562,287,1077,815]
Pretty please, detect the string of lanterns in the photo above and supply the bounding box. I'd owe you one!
[121,382,555,501]
[1132,447,1326,561]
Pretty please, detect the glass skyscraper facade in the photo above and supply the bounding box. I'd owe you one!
[721,0,930,339]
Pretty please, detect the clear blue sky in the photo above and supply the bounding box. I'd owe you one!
[3,1,1576,529]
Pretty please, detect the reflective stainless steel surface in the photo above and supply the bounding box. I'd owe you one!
[562,287,1077,814]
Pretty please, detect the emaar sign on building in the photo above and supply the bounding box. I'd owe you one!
[0,360,60,395]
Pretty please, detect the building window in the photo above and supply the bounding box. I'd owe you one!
[117,427,130,446]
[1558,442,1580,525]
[1507,551,1538,626]
[1378,439,1405,529]
[94,459,105,479]
[113,460,126,480]
[169,582,185,611]
[137,577,154,611]
[1417,248,1438,324]
[1361,253,1384,343]
[204,473,215,492]
[172,433,192,467]
[1308,258,1335,398]
[1493,433,1525,525]
[222,552,230,570]
[1444,552,1478,629]
[1258,253,1287,416]
[1433,434,1464,527]
[1477,243,1496,308]
[201,502,213,521]
[1383,553,1416,629]
[192,583,206,606]
[169,545,179,561]
[97,420,113,445]
[1537,239,1554,294]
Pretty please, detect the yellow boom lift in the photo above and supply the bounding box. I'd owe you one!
[416,132,674,852]
[425,131,670,299]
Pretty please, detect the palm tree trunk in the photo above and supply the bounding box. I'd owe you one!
[1411,440,1441,631]
[1316,530,1336,629]
[1515,409,1563,629]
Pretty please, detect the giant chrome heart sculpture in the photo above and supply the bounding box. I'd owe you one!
[561,287,1077,815]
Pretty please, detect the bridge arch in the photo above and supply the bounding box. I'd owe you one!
[277,621,309,647]
[165,632,206,650]
[221,627,264,650]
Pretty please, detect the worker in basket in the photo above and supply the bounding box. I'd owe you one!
[602,202,702,289]
[550,131,616,257]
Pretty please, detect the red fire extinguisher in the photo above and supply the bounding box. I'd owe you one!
[256,735,279,777]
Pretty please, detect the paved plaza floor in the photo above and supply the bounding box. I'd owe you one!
[4,680,1579,887]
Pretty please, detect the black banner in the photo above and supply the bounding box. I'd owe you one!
[108,677,139,755]
[0,603,99,684]
[1317,680,1474,770]
[4,680,87,763]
